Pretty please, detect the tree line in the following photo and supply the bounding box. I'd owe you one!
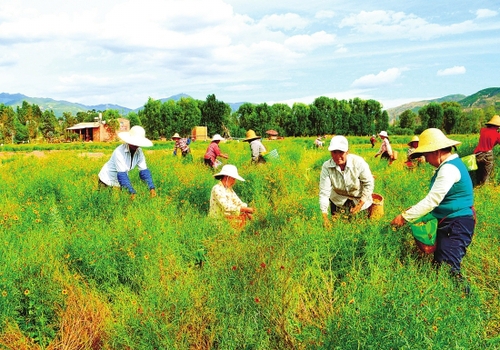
[0,95,497,144]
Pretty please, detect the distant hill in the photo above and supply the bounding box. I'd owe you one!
[2,87,498,120]
[386,94,466,122]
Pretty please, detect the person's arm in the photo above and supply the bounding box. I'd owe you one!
[117,172,136,195]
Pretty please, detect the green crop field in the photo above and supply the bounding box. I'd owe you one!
[0,136,499,349]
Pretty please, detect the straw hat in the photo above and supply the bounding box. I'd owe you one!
[214,164,245,181]
[244,129,260,142]
[486,115,500,127]
[328,135,349,152]
[407,135,419,147]
[172,133,181,139]
[379,131,389,138]
[410,128,460,158]
[118,126,153,147]
[211,134,225,142]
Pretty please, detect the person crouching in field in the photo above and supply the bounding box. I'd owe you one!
[406,135,425,169]
[244,129,267,164]
[204,134,228,168]
[374,131,394,165]
[473,114,500,186]
[171,132,191,159]
[209,164,255,228]
[98,125,157,200]
[319,135,374,227]
[391,128,475,292]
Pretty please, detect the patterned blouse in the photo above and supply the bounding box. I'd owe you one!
[209,182,248,218]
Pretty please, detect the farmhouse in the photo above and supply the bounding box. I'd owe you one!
[67,117,130,142]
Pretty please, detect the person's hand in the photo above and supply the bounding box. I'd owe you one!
[350,200,365,214]
[130,193,136,201]
[150,188,157,198]
[322,213,332,229]
[391,214,406,227]
[374,154,379,158]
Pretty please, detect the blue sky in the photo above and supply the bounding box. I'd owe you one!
[0,0,499,110]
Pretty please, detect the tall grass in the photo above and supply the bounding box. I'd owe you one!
[0,136,499,349]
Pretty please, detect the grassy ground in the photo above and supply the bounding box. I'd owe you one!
[0,136,499,349]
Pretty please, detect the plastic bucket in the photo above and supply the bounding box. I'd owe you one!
[369,193,384,219]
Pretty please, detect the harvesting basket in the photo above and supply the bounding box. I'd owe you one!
[369,193,384,219]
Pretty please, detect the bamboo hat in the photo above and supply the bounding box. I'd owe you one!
[486,115,500,127]
[211,134,225,142]
[118,126,153,147]
[172,133,181,139]
[214,164,245,181]
[407,135,419,147]
[244,129,260,142]
[410,128,460,159]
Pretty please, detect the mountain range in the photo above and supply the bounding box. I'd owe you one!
[1,87,499,120]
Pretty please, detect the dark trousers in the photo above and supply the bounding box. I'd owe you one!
[475,151,494,186]
[330,199,355,215]
[433,216,475,275]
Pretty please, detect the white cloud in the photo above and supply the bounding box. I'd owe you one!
[259,13,309,31]
[437,66,466,76]
[335,45,348,53]
[475,9,497,18]
[351,68,402,88]
[285,31,336,51]
[339,10,477,40]
[315,10,335,19]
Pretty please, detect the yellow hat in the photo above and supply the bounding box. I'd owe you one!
[411,128,460,158]
[407,135,419,147]
[486,115,500,127]
[244,129,260,142]
[172,133,181,139]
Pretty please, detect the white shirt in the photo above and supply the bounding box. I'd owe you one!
[250,139,266,161]
[319,154,374,213]
[98,144,148,187]
[402,154,461,222]
[209,182,248,218]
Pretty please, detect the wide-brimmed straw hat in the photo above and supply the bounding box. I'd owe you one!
[328,135,349,152]
[407,135,419,147]
[244,129,260,142]
[214,164,245,181]
[211,134,225,142]
[486,115,500,127]
[379,131,389,138]
[410,128,460,159]
[118,126,153,147]
[172,133,181,139]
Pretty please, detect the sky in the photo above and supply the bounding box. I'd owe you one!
[1,0,499,110]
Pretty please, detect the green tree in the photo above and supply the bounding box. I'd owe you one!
[177,97,202,137]
[441,102,462,134]
[39,110,59,140]
[271,103,292,136]
[311,97,334,135]
[200,94,231,136]
[398,110,416,130]
[420,102,444,130]
[127,111,141,128]
[0,104,16,143]
[140,98,163,140]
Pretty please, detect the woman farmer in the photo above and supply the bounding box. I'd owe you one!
[209,164,255,228]
[243,129,266,164]
[391,128,475,288]
[473,114,500,186]
[374,131,394,165]
[406,135,425,168]
[171,132,191,158]
[203,134,228,168]
[98,125,157,200]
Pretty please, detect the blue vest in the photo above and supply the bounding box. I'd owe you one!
[430,157,473,219]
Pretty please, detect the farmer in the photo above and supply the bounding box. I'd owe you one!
[98,125,156,200]
[319,135,374,227]
[209,164,255,227]
[406,135,425,168]
[243,129,267,164]
[370,135,376,148]
[391,128,475,288]
[473,114,500,186]
[171,133,191,158]
[203,134,228,168]
[374,131,394,164]
[315,135,324,148]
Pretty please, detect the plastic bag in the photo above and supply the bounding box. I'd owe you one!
[409,213,437,254]
[461,154,477,171]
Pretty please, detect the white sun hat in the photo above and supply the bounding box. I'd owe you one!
[328,135,349,152]
[118,125,153,147]
[214,164,245,181]
[212,134,225,141]
[379,131,389,138]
